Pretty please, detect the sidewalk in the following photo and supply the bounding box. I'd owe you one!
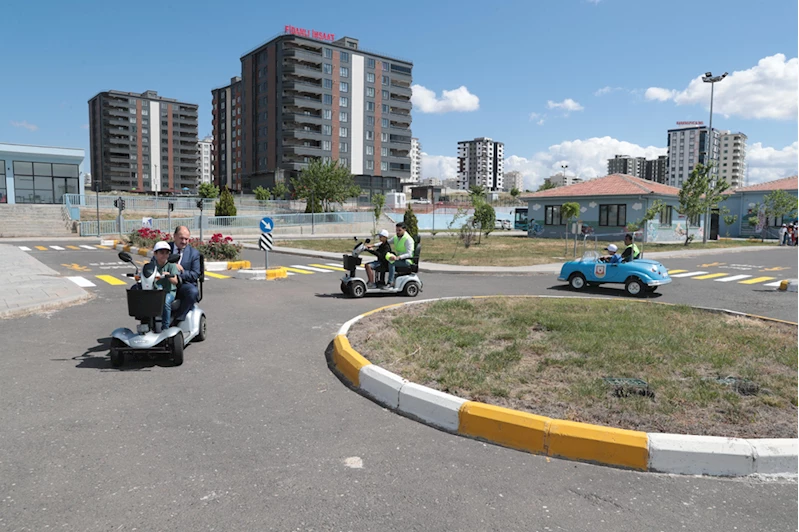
[0,245,92,319]
[243,242,782,275]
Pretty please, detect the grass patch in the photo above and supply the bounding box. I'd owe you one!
[281,236,767,266]
[348,297,798,438]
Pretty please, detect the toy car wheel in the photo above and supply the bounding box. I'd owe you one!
[350,282,366,298]
[109,338,125,368]
[647,286,658,293]
[403,281,420,297]
[340,282,349,294]
[625,278,644,297]
[196,314,207,342]
[568,272,587,291]
[171,332,184,366]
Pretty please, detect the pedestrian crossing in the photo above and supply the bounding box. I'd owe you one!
[20,244,104,252]
[282,263,361,276]
[666,270,784,287]
[64,270,233,288]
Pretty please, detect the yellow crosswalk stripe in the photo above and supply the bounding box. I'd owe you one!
[692,273,729,280]
[667,269,688,274]
[205,271,230,279]
[35,246,48,251]
[739,276,776,285]
[282,266,315,274]
[309,263,346,272]
[96,274,128,286]
[66,245,81,250]
[95,245,110,249]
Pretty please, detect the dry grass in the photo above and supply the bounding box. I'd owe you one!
[347,298,798,438]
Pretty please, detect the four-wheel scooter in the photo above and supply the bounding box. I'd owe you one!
[340,236,423,298]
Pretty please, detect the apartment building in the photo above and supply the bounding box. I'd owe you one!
[88,90,198,193]
[457,137,504,191]
[718,131,747,188]
[607,155,646,178]
[666,125,719,188]
[409,137,422,184]
[644,155,668,184]
[197,136,213,185]
[212,31,413,196]
[504,170,524,192]
[545,173,583,188]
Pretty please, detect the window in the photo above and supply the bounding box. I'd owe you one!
[340,51,349,62]
[366,101,375,111]
[688,214,701,227]
[323,140,331,151]
[366,72,375,83]
[340,142,348,153]
[382,62,389,71]
[366,130,374,140]
[323,109,332,120]
[544,205,562,225]
[340,67,349,77]
[382,118,389,128]
[366,160,374,170]
[141,109,148,116]
[340,157,349,167]
[599,204,626,226]
[323,94,333,105]
[366,146,374,156]
[381,132,388,142]
[323,63,332,74]
[322,124,332,135]
[382,89,389,99]
[659,206,673,226]
[381,104,389,113]
[323,78,333,89]
[366,87,375,97]
[339,111,348,122]
[366,116,374,126]
[381,161,388,171]
[339,127,348,137]
[340,81,349,93]
[339,96,348,107]
[367,58,375,69]
[382,75,389,85]
[381,147,388,157]
[324,48,332,59]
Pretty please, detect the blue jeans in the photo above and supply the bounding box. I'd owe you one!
[388,260,412,284]
[162,292,175,330]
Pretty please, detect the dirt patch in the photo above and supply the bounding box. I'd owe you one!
[347,298,798,438]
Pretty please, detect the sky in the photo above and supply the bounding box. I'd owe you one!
[1,0,797,190]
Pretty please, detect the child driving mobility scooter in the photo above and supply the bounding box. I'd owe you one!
[110,242,207,367]
[340,229,423,298]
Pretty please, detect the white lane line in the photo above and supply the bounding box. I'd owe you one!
[67,276,96,287]
[670,271,709,278]
[79,245,96,250]
[290,264,332,273]
[714,275,752,282]
[18,246,31,251]
[50,246,66,251]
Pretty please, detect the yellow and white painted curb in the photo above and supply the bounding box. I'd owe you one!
[234,267,288,281]
[110,242,250,271]
[778,279,798,292]
[331,296,798,477]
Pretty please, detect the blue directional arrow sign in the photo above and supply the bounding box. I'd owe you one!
[259,216,274,233]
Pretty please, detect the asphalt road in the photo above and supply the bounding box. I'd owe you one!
[0,241,796,531]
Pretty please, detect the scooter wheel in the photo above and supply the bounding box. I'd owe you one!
[171,332,184,366]
[340,282,349,294]
[402,281,420,297]
[109,338,125,368]
[350,282,366,298]
[195,314,207,342]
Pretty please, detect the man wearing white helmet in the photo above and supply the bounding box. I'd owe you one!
[600,243,622,264]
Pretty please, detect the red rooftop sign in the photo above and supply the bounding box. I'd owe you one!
[676,121,704,125]
[284,25,335,42]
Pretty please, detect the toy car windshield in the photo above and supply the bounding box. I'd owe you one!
[581,251,600,262]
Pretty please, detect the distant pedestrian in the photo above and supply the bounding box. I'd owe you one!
[779,224,787,245]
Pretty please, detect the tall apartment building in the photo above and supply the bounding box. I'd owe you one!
[644,155,668,184]
[718,131,747,188]
[607,155,646,178]
[211,32,413,195]
[545,173,583,188]
[666,125,719,188]
[457,137,504,191]
[88,90,198,193]
[504,170,524,192]
[409,137,422,183]
[197,136,213,185]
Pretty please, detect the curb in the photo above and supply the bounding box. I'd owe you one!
[330,296,798,477]
[234,267,288,281]
[111,242,250,271]
[778,279,798,292]
[0,291,93,320]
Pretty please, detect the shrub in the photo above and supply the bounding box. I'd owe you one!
[403,205,419,239]
[215,186,238,217]
[129,227,171,248]
[191,233,241,261]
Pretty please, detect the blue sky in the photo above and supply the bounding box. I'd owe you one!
[1,0,796,189]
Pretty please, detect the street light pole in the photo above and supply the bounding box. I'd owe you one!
[701,71,727,244]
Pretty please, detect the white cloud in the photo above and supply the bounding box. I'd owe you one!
[411,85,479,113]
[594,86,624,96]
[744,141,798,185]
[546,98,584,112]
[528,112,547,125]
[420,152,458,180]
[644,54,798,120]
[11,120,38,132]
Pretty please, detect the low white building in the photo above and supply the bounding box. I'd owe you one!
[1,143,85,204]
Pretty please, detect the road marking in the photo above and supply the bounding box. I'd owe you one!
[66,245,81,250]
[763,280,785,287]
[282,266,315,274]
[18,246,31,251]
[739,276,776,285]
[62,263,91,272]
[35,246,48,251]
[79,245,96,250]
[67,276,96,287]
[761,266,789,272]
[205,272,230,279]
[96,274,128,286]
[667,269,688,274]
[310,263,346,272]
[326,262,364,270]
[692,273,729,280]
[715,275,751,282]
[669,271,708,278]
[286,271,296,276]
[50,246,66,250]
[289,265,332,273]
[96,245,110,249]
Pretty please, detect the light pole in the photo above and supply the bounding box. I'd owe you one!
[701,71,727,244]
[561,164,568,185]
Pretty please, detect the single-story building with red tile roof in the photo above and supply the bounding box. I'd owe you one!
[718,175,798,238]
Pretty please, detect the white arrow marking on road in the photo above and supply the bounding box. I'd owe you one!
[67,276,96,287]
[714,275,752,282]
[669,271,709,278]
[18,246,31,251]
[50,246,66,251]
[289,264,332,273]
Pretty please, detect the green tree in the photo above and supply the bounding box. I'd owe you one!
[721,206,738,238]
[468,185,487,204]
[272,182,289,200]
[214,186,237,217]
[372,193,386,234]
[403,205,419,239]
[253,186,271,201]
[291,159,360,212]
[537,181,556,192]
[473,202,496,243]
[509,187,520,199]
[561,202,580,226]
[678,163,730,245]
[198,182,220,199]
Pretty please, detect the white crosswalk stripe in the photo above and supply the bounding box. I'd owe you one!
[714,274,752,282]
[79,245,96,250]
[763,281,784,287]
[326,262,363,270]
[670,271,708,278]
[49,246,66,251]
[290,264,332,273]
[18,246,31,251]
[67,276,96,287]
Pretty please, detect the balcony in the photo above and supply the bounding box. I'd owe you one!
[283,59,323,78]
[284,39,323,54]
[389,95,411,108]
[390,148,410,158]
[284,110,323,125]
[283,48,323,63]
[283,144,322,157]
[388,134,411,144]
[283,79,322,92]
[390,119,411,130]
[283,126,324,140]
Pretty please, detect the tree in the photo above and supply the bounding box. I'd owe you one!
[468,185,487,203]
[561,202,580,227]
[722,208,738,238]
[473,202,496,242]
[253,186,271,201]
[677,163,730,245]
[751,190,799,240]
[272,182,289,200]
[291,159,361,212]
[509,187,520,199]
[372,193,386,234]
[198,182,219,199]
[403,205,419,239]
[215,186,237,217]
[537,181,556,192]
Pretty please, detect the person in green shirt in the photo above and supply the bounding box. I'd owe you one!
[152,241,179,330]
[621,233,640,262]
[387,222,415,288]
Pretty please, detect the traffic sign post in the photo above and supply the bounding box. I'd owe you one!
[259,217,275,269]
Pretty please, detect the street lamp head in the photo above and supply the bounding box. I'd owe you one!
[705,71,713,77]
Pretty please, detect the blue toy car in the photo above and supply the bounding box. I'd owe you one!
[558,251,671,296]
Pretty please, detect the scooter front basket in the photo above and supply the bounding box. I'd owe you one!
[342,254,362,270]
[126,288,167,319]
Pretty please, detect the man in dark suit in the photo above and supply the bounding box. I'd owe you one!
[170,226,201,323]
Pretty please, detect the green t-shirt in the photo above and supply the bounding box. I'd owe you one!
[156,262,179,295]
